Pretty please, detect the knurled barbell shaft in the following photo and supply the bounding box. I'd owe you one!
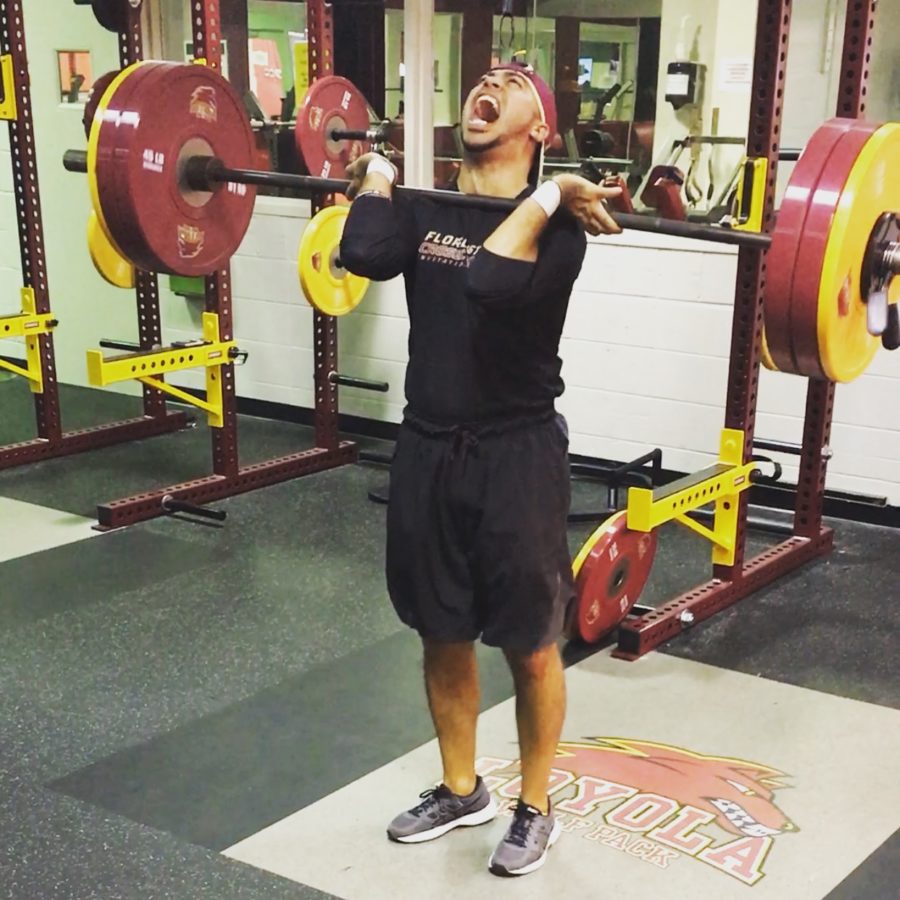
[61,148,770,251]
[883,242,900,276]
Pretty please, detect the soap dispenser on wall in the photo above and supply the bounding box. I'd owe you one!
[665,15,704,110]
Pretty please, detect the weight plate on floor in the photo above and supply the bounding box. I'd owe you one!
[567,511,657,645]
[298,206,369,316]
[87,209,135,289]
[95,62,257,275]
[764,118,857,374]
[295,75,371,179]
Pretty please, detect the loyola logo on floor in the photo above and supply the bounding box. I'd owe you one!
[477,738,798,886]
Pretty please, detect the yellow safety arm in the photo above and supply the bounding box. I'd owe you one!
[85,311,236,427]
[732,157,768,233]
[627,429,757,567]
[0,288,56,392]
[0,54,17,121]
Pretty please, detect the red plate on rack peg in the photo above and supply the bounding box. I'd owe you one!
[91,0,142,33]
[295,76,372,180]
[566,512,657,645]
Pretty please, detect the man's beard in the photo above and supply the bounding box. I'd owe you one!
[461,136,502,154]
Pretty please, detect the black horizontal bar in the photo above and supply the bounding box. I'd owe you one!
[65,149,772,250]
[778,148,802,161]
[752,438,804,456]
[99,339,142,352]
[161,494,227,521]
[328,372,389,393]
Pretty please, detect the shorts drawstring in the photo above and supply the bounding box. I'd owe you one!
[450,426,480,463]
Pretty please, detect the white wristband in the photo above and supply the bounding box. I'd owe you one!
[366,155,396,185]
[530,180,561,218]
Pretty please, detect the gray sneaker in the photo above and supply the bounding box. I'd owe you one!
[387,777,497,843]
[488,799,562,876]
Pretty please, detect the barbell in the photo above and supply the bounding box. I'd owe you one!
[65,61,900,383]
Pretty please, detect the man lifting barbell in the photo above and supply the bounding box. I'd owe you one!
[339,63,622,877]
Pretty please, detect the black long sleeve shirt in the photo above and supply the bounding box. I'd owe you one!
[340,187,587,426]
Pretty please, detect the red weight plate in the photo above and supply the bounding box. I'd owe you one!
[99,63,257,275]
[295,75,370,179]
[765,118,856,373]
[83,69,120,140]
[99,63,183,269]
[789,121,879,378]
[94,62,168,265]
[91,0,141,33]
[569,512,657,645]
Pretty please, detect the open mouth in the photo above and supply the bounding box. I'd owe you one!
[469,93,500,127]
[710,799,785,838]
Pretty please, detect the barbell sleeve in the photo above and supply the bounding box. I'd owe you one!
[64,149,89,173]
[65,149,773,250]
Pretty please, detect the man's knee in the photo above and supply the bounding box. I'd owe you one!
[423,638,476,676]
[504,641,560,683]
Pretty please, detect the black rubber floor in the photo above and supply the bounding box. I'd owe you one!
[0,383,896,898]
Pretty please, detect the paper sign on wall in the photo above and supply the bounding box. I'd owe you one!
[718,57,753,93]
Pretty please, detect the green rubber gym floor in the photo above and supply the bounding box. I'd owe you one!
[0,379,897,899]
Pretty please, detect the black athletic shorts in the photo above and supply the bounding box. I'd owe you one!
[385,408,574,654]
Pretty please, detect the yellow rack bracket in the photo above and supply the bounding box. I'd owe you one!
[85,311,236,427]
[0,54,17,121]
[626,429,756,567]
[0,288,57,392]
[732,157,768,233]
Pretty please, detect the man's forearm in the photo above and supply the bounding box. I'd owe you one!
[482,198,550,262]
[482,179,562,261]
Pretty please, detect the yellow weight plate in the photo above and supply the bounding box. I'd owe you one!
[760,327,778,372]
[298,206,369,316]
[817,123,900,382]
[87,61,149,260]
[87,209,135,289]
